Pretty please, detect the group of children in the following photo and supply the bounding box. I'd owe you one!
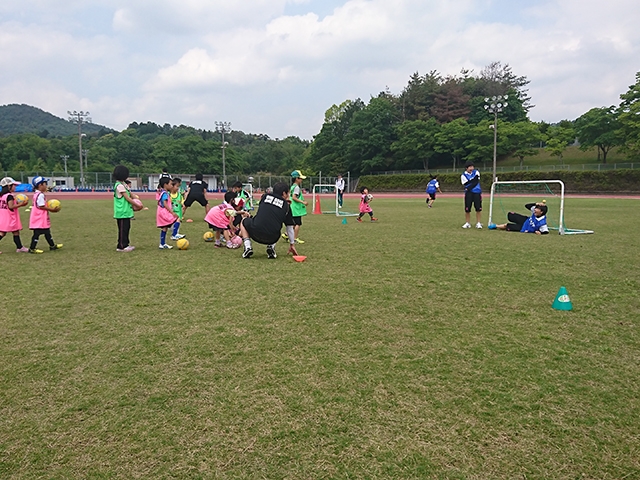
[0,176,63,254]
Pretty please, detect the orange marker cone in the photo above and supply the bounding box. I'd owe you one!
[313,195,322,214]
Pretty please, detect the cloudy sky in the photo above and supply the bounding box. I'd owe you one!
[1,0,638,139]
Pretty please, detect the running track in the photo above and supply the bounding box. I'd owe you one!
[49,192,640,201]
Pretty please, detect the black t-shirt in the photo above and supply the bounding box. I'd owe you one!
[187,180,208,196]
[251,193,294,237]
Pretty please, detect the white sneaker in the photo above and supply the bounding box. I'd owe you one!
[475,223,483,229]
[159,244,173,249]
[170,234,185,240]
[462,223,471,229]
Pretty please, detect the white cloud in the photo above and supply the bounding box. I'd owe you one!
[1,0,639,138]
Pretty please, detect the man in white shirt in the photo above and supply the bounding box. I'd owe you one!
[335,174,345,208]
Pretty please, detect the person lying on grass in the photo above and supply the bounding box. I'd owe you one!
[490,201,550,235]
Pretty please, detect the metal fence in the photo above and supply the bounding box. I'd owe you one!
[370,163,640,175]
[0,171,359,193]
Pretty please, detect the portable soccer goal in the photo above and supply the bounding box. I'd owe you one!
[488,180,594,235]
[311,184,359,217]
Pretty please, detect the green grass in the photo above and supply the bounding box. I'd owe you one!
[1,196,639,479]
[501,145,628,167]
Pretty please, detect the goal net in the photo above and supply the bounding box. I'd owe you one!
[488,180,593,235]
[311,184,359,217]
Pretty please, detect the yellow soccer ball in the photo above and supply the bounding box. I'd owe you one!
[47,199,61,210]
[203,231,215,242]
[176,238,190,250]
[15,193,29,205]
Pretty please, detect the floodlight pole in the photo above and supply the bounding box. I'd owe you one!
[215,121,231,190]
[483,95,508,183]
[68,110,91,188]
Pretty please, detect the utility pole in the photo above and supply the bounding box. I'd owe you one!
[60,154,69,176]
[68,110,91,188]
[215,121,231,190]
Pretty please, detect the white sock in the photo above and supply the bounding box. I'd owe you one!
[243,237,252,249]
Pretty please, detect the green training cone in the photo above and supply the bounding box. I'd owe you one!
[342,217,348,224]
[552,286,573,311]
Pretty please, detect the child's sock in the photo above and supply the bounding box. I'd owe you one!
[172,222,180,236]
[160,230,167,245]
[30,235,38,250]
[13,235,23,249]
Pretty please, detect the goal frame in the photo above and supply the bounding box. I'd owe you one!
[311,184,359,217]
[489,179,592,236]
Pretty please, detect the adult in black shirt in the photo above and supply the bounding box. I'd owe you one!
[183,173,210,215]
[240,182,298,259]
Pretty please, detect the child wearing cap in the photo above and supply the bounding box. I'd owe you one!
[28,176,62,254]
[491,202,550,235]
[288,170,308,244]
[0,177,30,253]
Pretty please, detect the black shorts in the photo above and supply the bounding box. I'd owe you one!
[427,192,436,200]
[506,212,527,231]
[292,216,303,226]
[184,194,208,207]
[242,217,279,245]
[464,191,482,212]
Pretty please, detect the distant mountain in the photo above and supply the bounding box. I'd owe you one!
[0,104,113,137]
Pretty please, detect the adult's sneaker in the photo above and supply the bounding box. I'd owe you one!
[266,245,277,259]
[462,222,471,229]
[159,244,173,249]
[242,247,254,259]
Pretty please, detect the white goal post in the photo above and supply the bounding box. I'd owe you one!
[488,180,593,235]
[311,184,360,217]
[312,184,339,215]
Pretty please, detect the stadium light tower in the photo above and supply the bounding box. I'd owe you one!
[215,121,231,190]
[484,95,508,183]
[68,110,91,188]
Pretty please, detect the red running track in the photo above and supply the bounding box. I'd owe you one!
[49,192,640,200]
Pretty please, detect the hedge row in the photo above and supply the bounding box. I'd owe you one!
[358,170,640,193]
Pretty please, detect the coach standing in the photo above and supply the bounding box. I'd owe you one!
[461,160,483,229]
[335,174,345,209]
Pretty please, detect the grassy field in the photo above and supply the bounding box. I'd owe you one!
[501,145,628,167]
[1,195,639,479]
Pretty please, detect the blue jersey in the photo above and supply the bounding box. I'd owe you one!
[521,206,549,234]
[461,170,481,193]
[426,179,439,194]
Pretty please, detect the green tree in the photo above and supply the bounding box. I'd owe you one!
[307,99,365,174]
[503,121,543,167]
[344,97,399,174]
[434,118,472,170]
[391,118,440,170]
[617,71,640,160]
[575,107,621,163]
[545,123,575,165]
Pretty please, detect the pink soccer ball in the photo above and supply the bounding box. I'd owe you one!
[131,199,144,211]
[227,236,243,249]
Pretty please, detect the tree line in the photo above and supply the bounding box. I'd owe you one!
[1,63,639,177]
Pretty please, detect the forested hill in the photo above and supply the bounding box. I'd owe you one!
[0,104,112,137]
